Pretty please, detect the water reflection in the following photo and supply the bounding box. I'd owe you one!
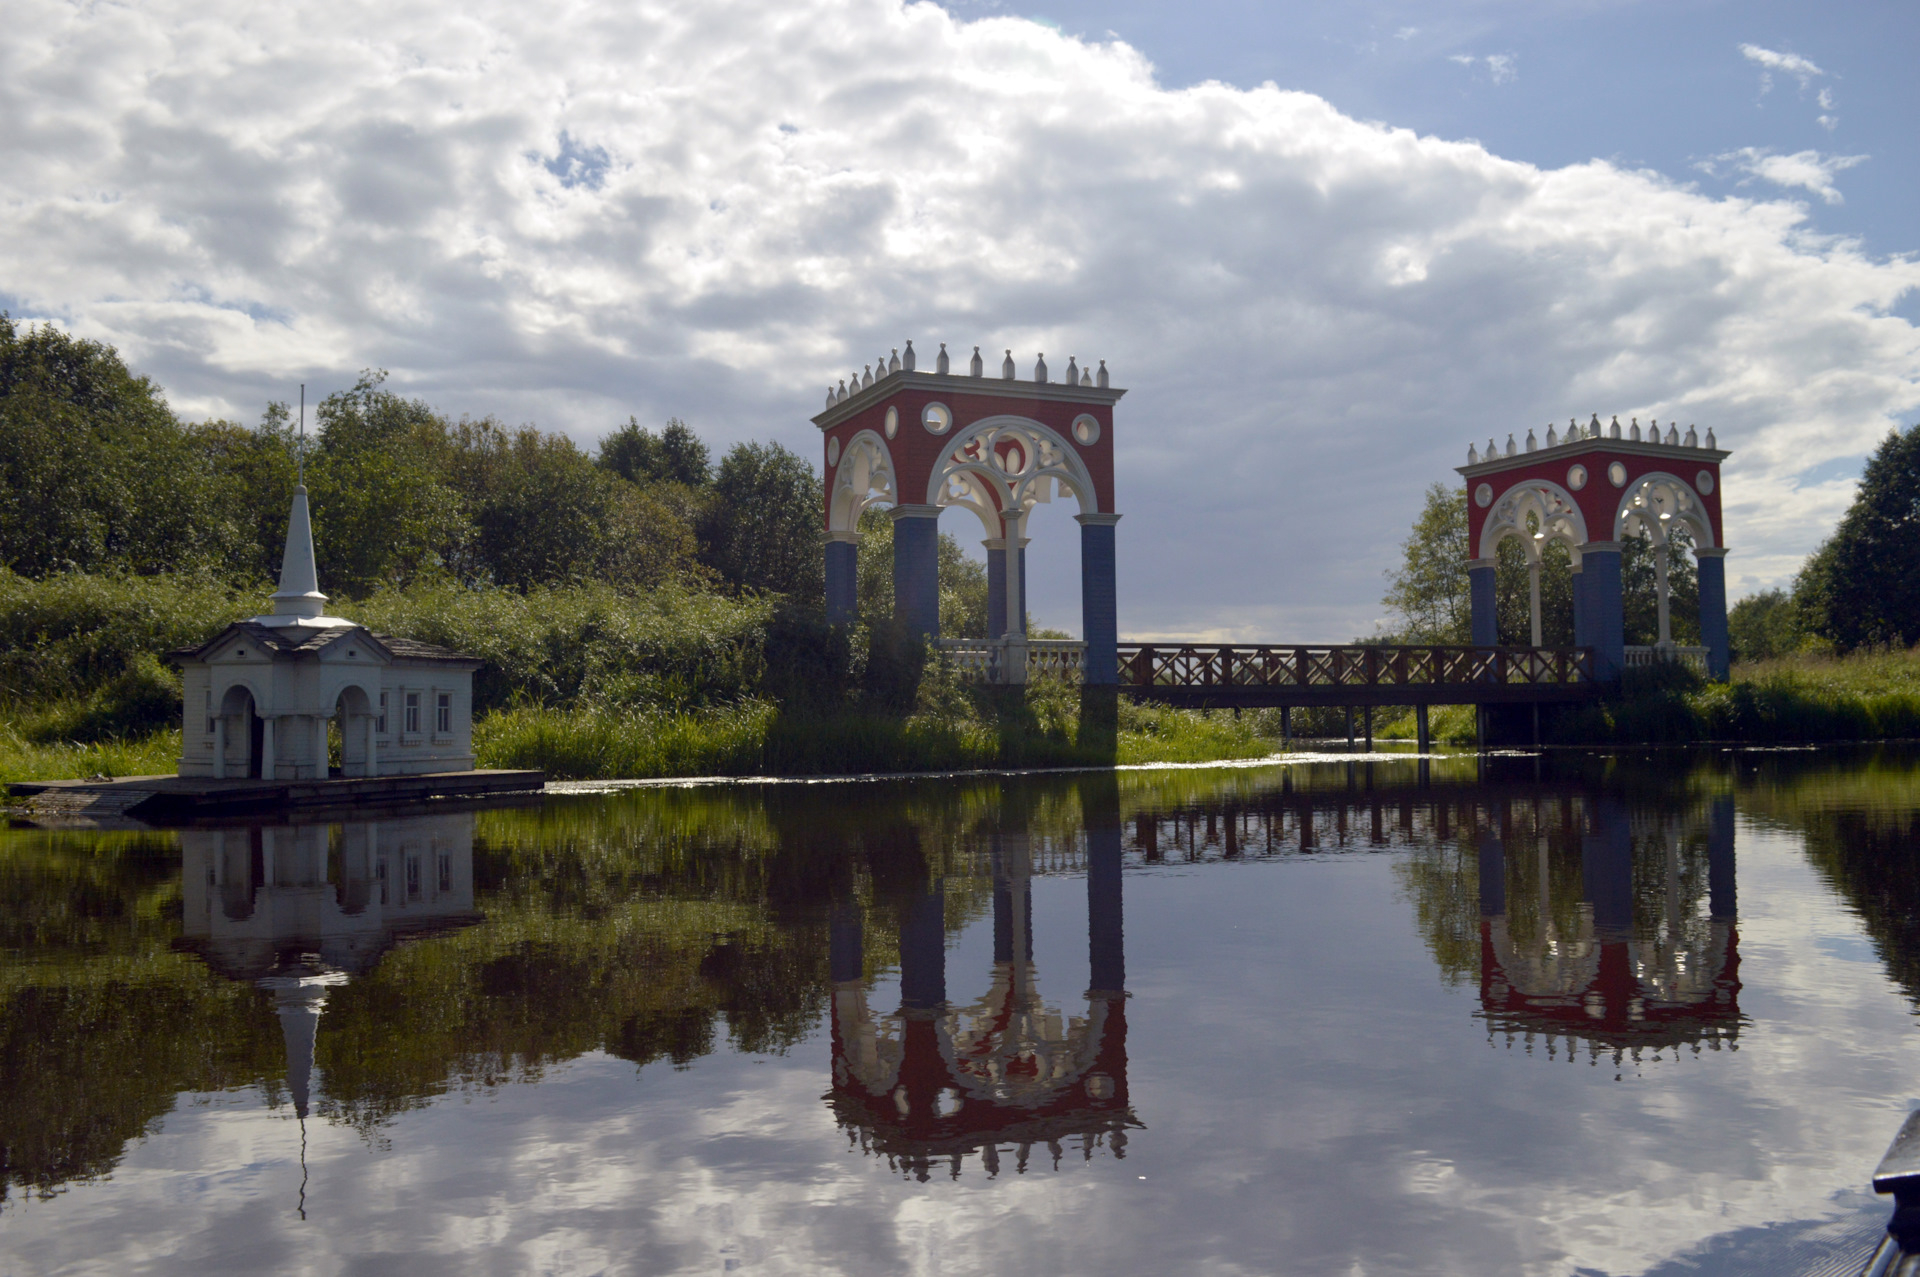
[11,753,1920,1273]
[1475,797,1742,1064]
[827,814,1135,1180]
[177,815,481,1118]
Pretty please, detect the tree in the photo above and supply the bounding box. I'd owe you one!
[445,419,614,589]
[0,315,215,577]
[1728,588,1809,661]
[1381,483,1471,643]
[307,371,466,594]
[1796,424,1920,649]
[700,441,823,599]
[1620,525,1698,647]
[598,417,710,487]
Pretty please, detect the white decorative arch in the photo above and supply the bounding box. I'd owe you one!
[1477,479,1590,560]
[1614,472,1715,550]
[828,430,897,532]
[925,415,1097,538]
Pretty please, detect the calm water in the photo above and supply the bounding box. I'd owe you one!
[6,750,1920,1275]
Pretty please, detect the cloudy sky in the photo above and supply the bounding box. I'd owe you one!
[5,0,1917,638]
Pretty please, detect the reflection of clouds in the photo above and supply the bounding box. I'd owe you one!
[5,822,1917,1274]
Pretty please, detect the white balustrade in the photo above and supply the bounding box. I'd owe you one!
[1623,645,1709,673]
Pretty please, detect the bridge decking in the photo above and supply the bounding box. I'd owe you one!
[1115,644,1598,710]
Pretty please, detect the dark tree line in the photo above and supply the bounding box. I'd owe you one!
[0,317,823,602]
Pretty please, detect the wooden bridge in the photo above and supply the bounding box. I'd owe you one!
[937,640,1599,748]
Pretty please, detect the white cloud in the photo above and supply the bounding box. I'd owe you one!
[1740,43,1826,91]
[1,0,1917,636]
[1484,53,1516,85]
[1700,147,1870,206]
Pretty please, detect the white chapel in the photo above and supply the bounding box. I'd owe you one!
[172,485,481,780]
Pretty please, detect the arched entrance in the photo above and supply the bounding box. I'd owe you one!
[1475,480,1589,649]
[216,685,263,780]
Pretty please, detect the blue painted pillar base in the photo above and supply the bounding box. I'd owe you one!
[891,506,942,639]
[1083,773,1126,995]
[824,536,858,625]
[1698,549,1731,681]
[985,541,1008,639]
[1582,543,1625,681]
[1468,560,1497,647]
[1079,514,1120,685]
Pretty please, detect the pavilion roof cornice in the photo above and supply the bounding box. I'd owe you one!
[812,371,1126,431]
[1456,437,1730,479]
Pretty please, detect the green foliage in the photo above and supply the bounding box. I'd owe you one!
[598,417,711,487]
[699,441,823,600]
[1621,526,1698,646]
[1381,483,1471,642]
[1796,424,1920,650]
[1494,535,1575,646]
[0,316,221,578]
[1728,588,1813,661]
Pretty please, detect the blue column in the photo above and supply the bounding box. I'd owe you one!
[1708,794,1736,921]
[1082,773,1125,994]
[1016,542,1029,637]
[985,540,1008,639]
[1570,565,1587,649]
[890,506,942,639]
[1698,549,1731,681]
[898,881,946,1010]
[1468,558,1497,646]
[824,536,858,624]
[1582,543,1625,680]
[830,901,863,983]
[1582,799,1633,939]
[1477,817,1506,919]
[1078,514,1120,685]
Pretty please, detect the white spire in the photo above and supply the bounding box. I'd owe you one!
[256,486,350,628]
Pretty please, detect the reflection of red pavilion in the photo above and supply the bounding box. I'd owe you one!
[1475,798,1741,1061]
[826,829,1136,1180]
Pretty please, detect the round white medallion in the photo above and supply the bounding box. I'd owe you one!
[1072,414,1101,446]
[826,436,841,466]
[922,402,951,435]
[1696,470,1714,495]
[1567,464,1588,492]
[1474,483,1493,508]
[884,406,898,439]
[1608,461,1628,488]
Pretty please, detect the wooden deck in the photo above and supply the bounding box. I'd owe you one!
[1116,644,1598,710]
[6,769,545,826]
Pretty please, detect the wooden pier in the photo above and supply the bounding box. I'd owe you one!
[6,769,545,826]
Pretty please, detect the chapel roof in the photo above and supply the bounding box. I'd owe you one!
[170,621,477,665]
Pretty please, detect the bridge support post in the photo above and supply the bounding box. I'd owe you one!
[1697,548,1731,682]
[890,505,942,639]
[824,532,859,625]
[1415,704,1430,753]
[1078,513,1121,686]
[1468,558,1498,646]
[1345,707,1354,752]
[1581,541,1625,680]
[1281,706,1291,751]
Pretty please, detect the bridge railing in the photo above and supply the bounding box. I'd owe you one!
[936,639,1087,681]
[1115,644,1597,691]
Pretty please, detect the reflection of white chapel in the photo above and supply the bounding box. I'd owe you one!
[172,485,481,780]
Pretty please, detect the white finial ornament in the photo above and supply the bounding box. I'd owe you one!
[936,343,949,375]
[837,379,848,402]
[1545,422,1558,447]
[861,365,872,389]
[1002,349,1016,380]
[1706,427,1717,449]
[1096,359,1109,389]
[970,346,984,377]
[902,341,916,372]
[1609,415,1621,439]
[1487,437,1498,459]
[1468,443,1480,464]
[888,349,901,374]
[1505,433,1516,457]
[1065,356,1079,385]
[1034,353,1048,383]
[1666,423,1679,445]
[1684,424,1698,447]
[825,387,835,409]
[1630,418,1642,441]
[1525,428,1537,453]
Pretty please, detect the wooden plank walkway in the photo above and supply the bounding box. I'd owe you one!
[1116,644,1598,710]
